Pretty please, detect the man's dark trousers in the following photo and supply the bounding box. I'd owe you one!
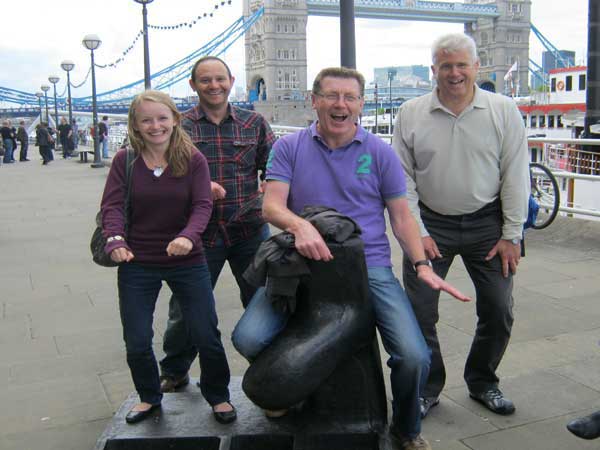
[402,201,514,398]
[160,225,269,378]
[19,140,28,161]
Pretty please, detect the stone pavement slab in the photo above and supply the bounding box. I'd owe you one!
[1,154,600,449]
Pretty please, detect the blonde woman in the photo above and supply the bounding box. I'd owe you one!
[100,90,236,425]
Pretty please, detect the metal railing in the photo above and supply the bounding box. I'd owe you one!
[271,128,600,220]
[528,137,600,219]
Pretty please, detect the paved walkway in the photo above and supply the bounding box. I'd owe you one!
[1,148,600,450]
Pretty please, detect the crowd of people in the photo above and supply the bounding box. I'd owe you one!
[0,117,88,166]
[92,32,590,450]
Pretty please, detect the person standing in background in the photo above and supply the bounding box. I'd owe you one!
[17,120,29,161]
[99,116,109,158]
[1,120,15,164]
[57,117,73,159]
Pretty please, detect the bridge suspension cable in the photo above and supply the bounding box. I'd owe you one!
[530,22,573,70]
[0,6,263,107]
[73,6,264,106]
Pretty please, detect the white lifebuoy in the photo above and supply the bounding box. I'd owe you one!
[557,80,565,91]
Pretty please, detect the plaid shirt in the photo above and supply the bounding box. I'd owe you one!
[182,104,276,247]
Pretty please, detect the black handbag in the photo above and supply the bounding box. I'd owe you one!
[90,149,135,267]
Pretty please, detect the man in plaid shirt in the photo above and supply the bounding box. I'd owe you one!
[159,56,276,393]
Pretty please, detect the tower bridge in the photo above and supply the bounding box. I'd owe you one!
[245,0,529,125]
[306,0,499,22]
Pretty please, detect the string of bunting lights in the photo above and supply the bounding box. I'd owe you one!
[58,66,92,99]
[94,0,233,69]
[69,67,93,89]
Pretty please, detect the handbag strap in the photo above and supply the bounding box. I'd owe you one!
[123,148,135,232]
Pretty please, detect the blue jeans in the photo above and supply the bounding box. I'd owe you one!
[118,262,231,406]
[159,225,270,378]
[232,266,430,438]
[3,138,13,163]
[102,137,109,158]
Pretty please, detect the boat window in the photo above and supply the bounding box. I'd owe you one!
[551,78,556,92]
[579,74,586,91]
[566,76,573,91]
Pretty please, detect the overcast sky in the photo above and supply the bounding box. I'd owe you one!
[0,0,589,103]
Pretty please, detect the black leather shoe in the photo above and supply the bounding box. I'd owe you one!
[125,404,161,424]
[469,388,515,415]
[420,396,440,418]
[567,410,600,440]
[160,373,190,393]
[213,403,237,424]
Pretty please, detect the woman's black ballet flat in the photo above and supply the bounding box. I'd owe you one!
[125,404,161,424]
[213,403,237,424]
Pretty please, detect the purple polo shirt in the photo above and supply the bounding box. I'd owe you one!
[266,122,407,267]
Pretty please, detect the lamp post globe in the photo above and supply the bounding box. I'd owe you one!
[82,34,101,51]
[60,60,75,126]
[134,0,154,90]
[48,75,60,129]
[82,34,103,168]
[40,84,51,125]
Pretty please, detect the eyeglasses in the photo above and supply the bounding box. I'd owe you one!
[437,62,473,73]
[315,92,362,104]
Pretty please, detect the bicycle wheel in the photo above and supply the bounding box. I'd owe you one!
[529,162,560,229]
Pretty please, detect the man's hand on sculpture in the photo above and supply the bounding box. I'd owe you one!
[291,220,333,262]
[416,266,472,302]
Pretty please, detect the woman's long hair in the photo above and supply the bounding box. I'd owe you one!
[127,90,194,177]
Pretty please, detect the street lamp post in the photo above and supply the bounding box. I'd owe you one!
[387,69,396,134]
[374,82,378,134]
[35,91,44,122]
[48,75,60,128]
[40,84,51,125]
[134,0,154,90]
[82,34,103,168]
[60,60,75,126]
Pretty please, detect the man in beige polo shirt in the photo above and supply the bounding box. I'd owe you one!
[393,33,529,419]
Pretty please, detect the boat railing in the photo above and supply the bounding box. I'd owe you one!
[528,137,600,219]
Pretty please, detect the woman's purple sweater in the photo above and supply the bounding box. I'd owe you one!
[100,149,213,266]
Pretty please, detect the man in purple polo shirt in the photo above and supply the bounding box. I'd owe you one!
[232,67,470,450]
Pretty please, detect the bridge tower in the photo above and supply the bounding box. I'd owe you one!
[464,0,531,95]
[243,0,313,126]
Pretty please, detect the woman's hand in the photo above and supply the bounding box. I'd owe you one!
[166,237,193,256]
[110,247,134,263]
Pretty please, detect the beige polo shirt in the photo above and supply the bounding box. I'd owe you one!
[393,86,529,240]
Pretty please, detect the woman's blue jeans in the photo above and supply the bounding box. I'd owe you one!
[232,266,430,438]
[118,262,231,406]
[3,138,13,163]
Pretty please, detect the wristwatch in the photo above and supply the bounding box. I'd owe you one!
[107,235,124,243]
[413,259,432,271]
[509,238,521,245]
